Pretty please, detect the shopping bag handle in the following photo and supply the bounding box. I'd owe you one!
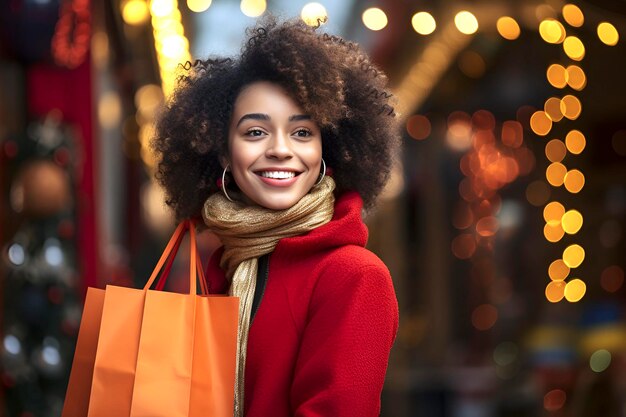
[144,220,210,295]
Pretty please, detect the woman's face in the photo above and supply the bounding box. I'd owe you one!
[225,81,323,210]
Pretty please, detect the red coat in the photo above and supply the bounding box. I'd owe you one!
[205,191,399,417]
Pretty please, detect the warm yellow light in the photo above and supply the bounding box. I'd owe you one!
[544,97,564,122]
[544,201,565,222]
[546,281,565,303]
[565,130,586,154]
[122,0,150,25]
[454,11,478,35]
[159,34,189,59]
[539,19,566,44]
[564,169,585,193]
[563,36,585,60]
[564,279,586,302]
[598,22,619,46]
[530,111,552,136]
[562,210,583,234]
[98,92,122,129]
[301,2,327,26]
[560,95,582,120]
[362,7,388,31]
[546,162,567,187]
[150,0,176,17]
[566,65,586,90]
[545,139,567,162]
[241,0,266,18]
[187,0,211,13]
[412,12,436,35]
[549,259,570,281]
[547,64,568,89]
[562,4,584,27]
[544,221,565,242]
[563,244,585,268]
[496,16,520,40]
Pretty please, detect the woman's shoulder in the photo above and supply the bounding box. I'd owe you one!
[317,244,392,287]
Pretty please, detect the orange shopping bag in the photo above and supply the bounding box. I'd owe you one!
[62,220,238,417]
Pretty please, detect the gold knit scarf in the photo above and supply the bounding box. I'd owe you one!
[202,176,336,417]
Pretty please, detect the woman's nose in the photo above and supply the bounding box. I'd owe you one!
[266,133,293,159]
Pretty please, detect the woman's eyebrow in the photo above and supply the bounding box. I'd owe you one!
[236,113,270,126]
[288,114,311,122]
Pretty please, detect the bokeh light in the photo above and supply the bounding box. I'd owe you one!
[454,11,479,35]
[240,0,266,17]
[546,281,566,302]
[406,115,431,140]
[601,265,624,292]
[476,216,499,237]
[497,16,520,40]
[564,169,585,193]
[566,65,586,90]
[362,7,388,31]
[501,121,524,148]
[562,4,584,27]
[187,0,211,13]
[539,19,566,44]
[300,2,327,26]
[545,139,567,162]
[452,233,477,259]
[472,304,498,330]
[598,22,619,46]
[564,278,586,302]
[543,201,565,222]
[563,36,585,60]
[561,209,583,234]
[549,259,570,281]
[122,0,150,25]
[547,64,567,88]
[565,130,586,154]
[544,221,565,242]
[546,162,567,187]
[530,111,552,136]
[412,11,436,35]
[446,111,473,151]
[563,244,585,268]
[544,97,564,122]
[590,349,612,372]
[560,95,582,120]
[544,389,566,411]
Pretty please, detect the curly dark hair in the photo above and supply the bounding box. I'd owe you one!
[152,16,400,220]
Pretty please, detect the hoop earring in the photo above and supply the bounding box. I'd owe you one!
[221,165,234,202]
[315,158,326,187]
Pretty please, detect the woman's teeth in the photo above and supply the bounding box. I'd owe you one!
[260,171,296,179]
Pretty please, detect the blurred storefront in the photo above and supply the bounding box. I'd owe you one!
[1,0,626,416]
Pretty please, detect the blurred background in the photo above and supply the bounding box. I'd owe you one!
[1,0,625,416]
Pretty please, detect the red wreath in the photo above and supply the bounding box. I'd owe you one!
[51,0,91,69]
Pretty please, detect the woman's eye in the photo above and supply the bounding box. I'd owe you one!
[246,129,265,137]
[294,129,312,137]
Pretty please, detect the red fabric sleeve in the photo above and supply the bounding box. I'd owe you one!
[290,261,399,417]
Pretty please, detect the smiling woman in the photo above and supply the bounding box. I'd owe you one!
[151,16,400,417]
